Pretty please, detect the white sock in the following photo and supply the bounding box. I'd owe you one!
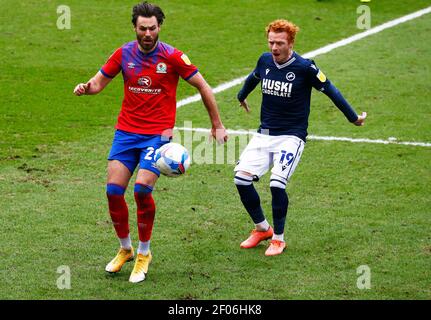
[138,241,150,255]
[255,220,270,231]
[119,235,132,249]
[272,233,284,242]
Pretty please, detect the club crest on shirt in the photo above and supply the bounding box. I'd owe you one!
[138,76,152,87]
[181,54,191,65]
[156,62,167,73]
[286,72,296,81]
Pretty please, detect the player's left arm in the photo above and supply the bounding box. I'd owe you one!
[322,82,367,126]
[309,63,367,126]
[187,72,228,143]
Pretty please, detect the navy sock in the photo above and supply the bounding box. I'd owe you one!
[236,184,265,224]
[270,187,289,235]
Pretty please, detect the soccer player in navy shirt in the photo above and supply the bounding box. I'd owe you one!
[74,2,228,282]
[234,19,367,256]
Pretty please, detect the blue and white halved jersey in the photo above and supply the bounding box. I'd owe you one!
[238,51,358,142]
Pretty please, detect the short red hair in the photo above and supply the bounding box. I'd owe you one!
[266,19,300,44]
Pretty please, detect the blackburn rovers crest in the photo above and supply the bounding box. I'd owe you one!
[156,62,167,73]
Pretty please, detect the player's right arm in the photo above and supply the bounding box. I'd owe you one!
[73,71,112,96]
[237,57,263,113]
[74,47,122,96]
[237,73,260,113]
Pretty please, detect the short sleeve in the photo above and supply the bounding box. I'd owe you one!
[307,60,330,91]
[171,50,199,80]
[100,47,122,78]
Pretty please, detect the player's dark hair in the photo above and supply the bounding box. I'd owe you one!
[132,1,165,26]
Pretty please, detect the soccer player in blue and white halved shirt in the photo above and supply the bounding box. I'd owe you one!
[234,19,367,256]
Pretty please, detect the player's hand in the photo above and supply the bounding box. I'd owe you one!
[239,99,251,113]
[354,112,367,126]
[210,125,228,144]
[73,82,91,96]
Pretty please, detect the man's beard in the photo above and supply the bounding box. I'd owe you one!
[138,34,159,52]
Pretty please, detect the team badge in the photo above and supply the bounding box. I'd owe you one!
[286,72,296,81]
[138,76,152,87]
[156,62,167,73]
[317,70,327,82]
[181,54,192,65]
[128,62,135,69]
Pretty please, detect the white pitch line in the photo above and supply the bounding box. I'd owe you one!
[174,127,431,148]
[176,6,431,108]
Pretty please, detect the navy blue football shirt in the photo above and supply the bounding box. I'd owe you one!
[238,51,358,141]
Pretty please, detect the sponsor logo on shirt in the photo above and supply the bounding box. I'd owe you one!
[138,76,152,87]
[129,76,161,94]
[128,87,162,94]
[261,78,293,98]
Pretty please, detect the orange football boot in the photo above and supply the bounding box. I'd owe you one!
[265,240,287,256]
[240,226,274,248]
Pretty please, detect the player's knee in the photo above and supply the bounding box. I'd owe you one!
[106,183,126,196]
[234,171,253,186]
[134,183,153,195]
[269,174,287,189]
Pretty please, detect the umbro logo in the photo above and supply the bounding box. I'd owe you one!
[128,62,135,69]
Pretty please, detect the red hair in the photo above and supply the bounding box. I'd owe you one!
[266,19,300,44]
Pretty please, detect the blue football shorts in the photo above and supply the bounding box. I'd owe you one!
[108,130,170,175]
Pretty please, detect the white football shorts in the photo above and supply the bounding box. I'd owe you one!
[234,134,305,180]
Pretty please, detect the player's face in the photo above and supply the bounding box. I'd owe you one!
[268,31,293,63]
[135,16,160,52]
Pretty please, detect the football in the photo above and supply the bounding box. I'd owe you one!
[155,143,190,177]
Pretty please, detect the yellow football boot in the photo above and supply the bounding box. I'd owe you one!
[129,252,152,283]
[105,247,134,273]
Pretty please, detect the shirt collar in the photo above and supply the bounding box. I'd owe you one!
[273,51,297,69]
[136,41,160,57]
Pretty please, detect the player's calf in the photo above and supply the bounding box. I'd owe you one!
[134,183,155,256]
[234,172,266,225]
[106,184,130,240]
[267,175,289,256]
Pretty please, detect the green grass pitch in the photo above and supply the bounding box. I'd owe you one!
[0,1,430,299]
